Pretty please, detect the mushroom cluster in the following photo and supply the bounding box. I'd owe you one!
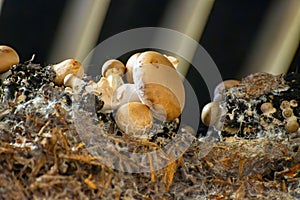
[201,72,300,139]
[280,100,299,133]
[0,46,184,140]
[111,51,184,138]
[62,51,185,139]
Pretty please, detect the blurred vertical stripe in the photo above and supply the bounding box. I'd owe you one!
[243,0,300,76]
[159,0,215,77]
[0,0,3,15]
[48,0,110,63]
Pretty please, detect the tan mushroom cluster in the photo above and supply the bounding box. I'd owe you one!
[280,100,299,133]
[54,51,184,139]
[200,71,300,139]
[259,102,283,130]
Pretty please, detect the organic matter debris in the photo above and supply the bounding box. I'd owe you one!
[0,56,299,199]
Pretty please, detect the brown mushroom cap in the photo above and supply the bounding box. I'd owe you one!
[285,120,299,133]
[280,100,290,110]
[136,51,174,69]
[53,59,84,85]
[282,108,294,119]
[290,99,298,107]
[101,59,125,77]
[133,62,185,121]
[140,83,182,121]
[115,102,153,138]
[260,102,276,114]
[0,45,19,73]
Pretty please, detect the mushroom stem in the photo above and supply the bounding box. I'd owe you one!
[101,59,126,92]
[106,73,124,91]
[64,74,85,91]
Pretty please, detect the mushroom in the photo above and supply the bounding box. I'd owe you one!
[115,102,153,138]
[53,59,84,85]
[101,59,125,91]
[201,101,221,126]
[136,51,174,69]
[94,82,140,111]
[290,99,298,107]
[0,45,19,74]
[93,80,142,111]
[133,51,184,121]
[285,119,299,133]
[213,80,240,101]
[64,73,141,112]
[64,74,115,111]
[64,73,85,91]
[125,52,176,84]
[260,102,276,115]
[282,108,294,119]
[125,52,141,83]
[280,100,290,110]
[112,83,140,109]
[164,55,179,68]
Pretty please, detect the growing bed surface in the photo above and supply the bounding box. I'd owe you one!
[0,61,299,199]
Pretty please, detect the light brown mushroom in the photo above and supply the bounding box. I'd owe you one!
[101,59,125,91]
[282,108,294,119]
[136,51,174,69]
[280,100,290,110]
[290,99,298,107]
[133,53,184,121]
[115,102,153,138]
[0,45,19,73]
[260,102,276,115]
[201,101,221,126]
[125,52,141,83]
[53,59,84,85]
[63,74,84,89]
[94,77,114,111]
[285,120,299,133]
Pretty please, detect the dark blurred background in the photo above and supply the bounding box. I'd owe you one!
[0,0,299,131]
